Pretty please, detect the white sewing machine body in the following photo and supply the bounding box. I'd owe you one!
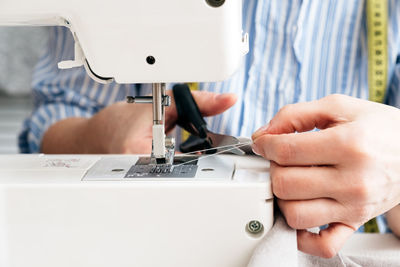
[0,0,248,83]
[0,154,273,267]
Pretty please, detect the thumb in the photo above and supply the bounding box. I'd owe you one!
[192,90,237,117]
[252,94,353,140]
[297,223,355,258]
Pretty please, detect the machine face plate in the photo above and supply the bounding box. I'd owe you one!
[125,157,198,178]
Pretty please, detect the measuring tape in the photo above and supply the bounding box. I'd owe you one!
[367,0,388,103]
[364,0,388,233]
[364,217,380,233]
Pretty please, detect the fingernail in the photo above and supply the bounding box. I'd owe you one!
[252,123,271,140]
[215,93,226,101]
[215,93,236,101]
[251,143,262,156]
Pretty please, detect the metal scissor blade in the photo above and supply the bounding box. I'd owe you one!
[207,132,246,156]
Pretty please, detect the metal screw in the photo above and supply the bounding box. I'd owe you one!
[246,220,264,235]
[127,95,170,106]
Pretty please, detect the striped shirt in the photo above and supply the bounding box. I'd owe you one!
[19,0,400,232]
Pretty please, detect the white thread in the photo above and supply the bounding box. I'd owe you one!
[180,141,254,156]
[173,141,253,167]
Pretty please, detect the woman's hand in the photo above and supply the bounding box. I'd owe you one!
[251,94,400,258]
[42,90,237,154]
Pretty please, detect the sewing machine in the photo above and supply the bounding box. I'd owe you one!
[0,1,274,266]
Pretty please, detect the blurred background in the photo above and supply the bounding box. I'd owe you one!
[0,27,48,153]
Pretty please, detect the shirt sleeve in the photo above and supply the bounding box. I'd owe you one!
[18,26,102,153]
[18,95,97,153]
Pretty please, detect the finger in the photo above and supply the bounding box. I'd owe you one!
[252,128,343,166]
[270,162,339,200]
[278,198,343,229]
[252,94,353,140]
[297,223,355,258]
[166,90,237,121]
[192,90,237,117]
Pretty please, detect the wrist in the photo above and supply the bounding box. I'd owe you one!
[41,117,93,154]
[84,115,110,153]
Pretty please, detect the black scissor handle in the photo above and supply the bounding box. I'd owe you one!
[173,84,208,139]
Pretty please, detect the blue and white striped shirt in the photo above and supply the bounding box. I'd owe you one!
[19,0,400,232]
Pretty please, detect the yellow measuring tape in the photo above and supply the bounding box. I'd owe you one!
[364,217,380,233]
[367,0,388,103]
[364,0,388,233]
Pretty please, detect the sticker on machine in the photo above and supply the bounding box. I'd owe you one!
[42,158,83,168]
[40,157,100,169]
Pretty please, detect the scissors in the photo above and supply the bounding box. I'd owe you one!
[172,84,253,156]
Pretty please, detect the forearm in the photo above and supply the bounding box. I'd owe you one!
[387,205,400,238]
[41,117,106,154]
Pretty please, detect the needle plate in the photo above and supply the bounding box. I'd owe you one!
[124,156,198,178]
